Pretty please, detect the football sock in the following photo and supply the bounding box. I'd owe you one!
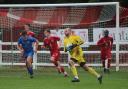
[108,59,111,69]
[27,66,33,75]
[53,61,63,73]
[70,66,79,78]
[105,59,108,69]
[60,67,65,73]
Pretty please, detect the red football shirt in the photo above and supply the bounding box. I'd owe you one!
[43,36,60,55]
[97,36,113,56]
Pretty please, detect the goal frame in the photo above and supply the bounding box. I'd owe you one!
[0,2,120,71]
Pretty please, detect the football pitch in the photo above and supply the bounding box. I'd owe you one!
[0,68,128,89]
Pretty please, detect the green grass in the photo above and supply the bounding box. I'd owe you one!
[0,68,128,89]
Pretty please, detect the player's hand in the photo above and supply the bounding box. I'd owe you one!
[34,49,37,53]
[57,41,62,48]
[66,44,77,51]
[66,45,72,51]
[72,44,78,48]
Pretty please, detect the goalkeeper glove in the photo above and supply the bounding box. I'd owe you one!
[66,44,78,51]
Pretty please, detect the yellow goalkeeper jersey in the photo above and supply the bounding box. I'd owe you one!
[64,35,85,63]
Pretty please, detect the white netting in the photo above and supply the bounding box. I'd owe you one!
[0,3,127,71]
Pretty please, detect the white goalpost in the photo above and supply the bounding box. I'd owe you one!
[0,2,127,71]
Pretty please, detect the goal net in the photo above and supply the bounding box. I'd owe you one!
[0,2,127,71]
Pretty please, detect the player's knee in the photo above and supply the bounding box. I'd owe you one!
[27,57,32,62]
[51,59,58,67]
[26,61,32,67]
[50,59,54,63]
[80,62,86,67]
[51,56,56,62]
[68,60,74,66]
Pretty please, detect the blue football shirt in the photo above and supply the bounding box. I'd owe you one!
[18,36,36,52]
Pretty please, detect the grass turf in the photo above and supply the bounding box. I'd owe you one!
[0,68,128,89]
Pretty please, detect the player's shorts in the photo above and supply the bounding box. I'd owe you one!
[23,51,34,59]
[101,51,111,60]
[51,52,60,61]
[70,48,85,64]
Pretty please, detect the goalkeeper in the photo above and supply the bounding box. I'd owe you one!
[64,28,102,84]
